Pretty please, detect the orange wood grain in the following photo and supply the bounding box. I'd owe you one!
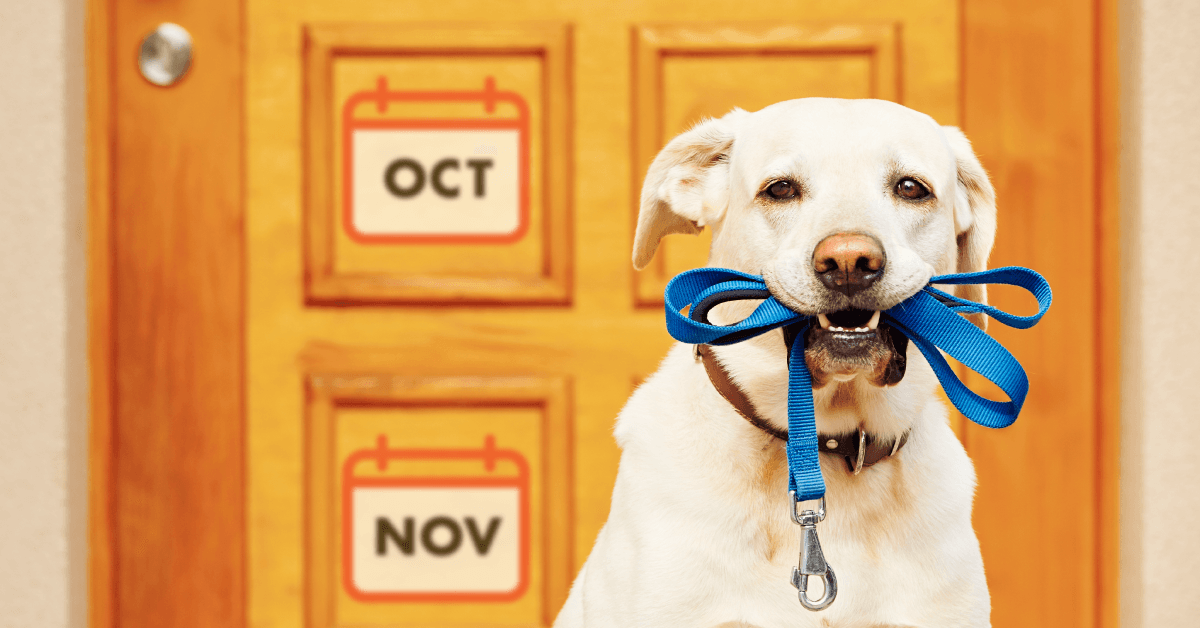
[86,0,113,626]
[302,23,573,304]
[97,0,247,626]
[1095,0,1120,625]
[961,0,1118,626]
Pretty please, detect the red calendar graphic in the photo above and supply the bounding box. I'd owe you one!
[341,76,531,244]
[341,434,531,603]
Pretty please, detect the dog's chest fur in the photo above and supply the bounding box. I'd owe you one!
[553,343,990,628]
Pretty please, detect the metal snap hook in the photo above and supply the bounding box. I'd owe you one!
[788,491,837,611]
[792,563,838,611]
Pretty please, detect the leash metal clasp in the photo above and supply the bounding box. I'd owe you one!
[789,492,837,611]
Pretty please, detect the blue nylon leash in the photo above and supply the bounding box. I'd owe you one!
[664,266,1052,503]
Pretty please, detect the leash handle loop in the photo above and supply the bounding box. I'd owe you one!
[925,266,1052,329]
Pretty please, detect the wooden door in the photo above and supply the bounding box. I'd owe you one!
[89,0,1117,627]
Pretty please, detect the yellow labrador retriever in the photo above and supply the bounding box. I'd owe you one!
[554,98,997,628]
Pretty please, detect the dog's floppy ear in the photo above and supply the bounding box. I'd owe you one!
[632,111,743,270]
[942,126,997,330]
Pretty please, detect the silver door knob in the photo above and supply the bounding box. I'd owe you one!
[138,23,192,87]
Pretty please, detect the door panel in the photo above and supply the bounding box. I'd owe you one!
[99,1,246,626]
[632,23,907,304]
[301,23,573,304]
[304,374,572,627]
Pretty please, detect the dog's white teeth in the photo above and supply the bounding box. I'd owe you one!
[867,310,882,330]
[821,315,876,333]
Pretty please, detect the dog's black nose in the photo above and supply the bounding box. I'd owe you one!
[813,233,886,297]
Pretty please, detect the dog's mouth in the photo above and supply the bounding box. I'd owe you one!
[786,308,908,388]
[817,307,881,334]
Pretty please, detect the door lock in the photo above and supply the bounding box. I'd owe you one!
[138,23,192,87]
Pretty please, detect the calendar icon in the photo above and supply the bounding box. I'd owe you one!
[341,434,531,602]
[341,76,531,244]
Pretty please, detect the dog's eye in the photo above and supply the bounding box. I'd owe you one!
[895,178,931,200]
[766,180,797,200]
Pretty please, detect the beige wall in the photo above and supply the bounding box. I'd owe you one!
[1121,0,1200,625]
[0,0,1196,625]
[0,0,87,626]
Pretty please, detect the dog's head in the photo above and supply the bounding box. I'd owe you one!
[635,98,996,388]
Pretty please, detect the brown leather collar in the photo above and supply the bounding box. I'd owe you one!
[696,344,909,473]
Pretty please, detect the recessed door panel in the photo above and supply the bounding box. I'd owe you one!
[302,23,572,305]
[632,23,901,305]
[304,374,571,627]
